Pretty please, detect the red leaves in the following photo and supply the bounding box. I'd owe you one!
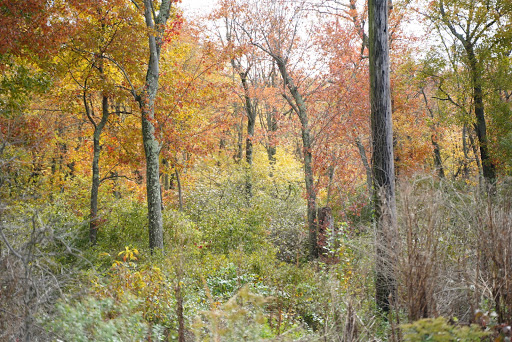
[0,0,74,59]
[163,13,184,45]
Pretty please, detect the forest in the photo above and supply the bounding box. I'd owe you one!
[1,0,512,341]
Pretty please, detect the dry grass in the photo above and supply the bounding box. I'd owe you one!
[395,176,512,325]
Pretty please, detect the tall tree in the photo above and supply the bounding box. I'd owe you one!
[223,12,258,196]
[430,0,511,186]
[369,0,397,313]
[64,1,142,245]
[134,0,174,250]
[56,0,147,245]
[236,0,320,259]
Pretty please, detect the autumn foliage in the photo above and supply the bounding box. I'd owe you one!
[1,0,512,340]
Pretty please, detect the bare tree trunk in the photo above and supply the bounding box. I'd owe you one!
[432,136,444,178]
[176,280,185,342]
[241,73,256,198]
[317,206,334,256]
[326,162,335,207]
[235,113,244,163]
[241,74,256,166]
[88,94,110,245]
[462,124,470,178]
[468,50,496,186]
[420,88,444,178]
[355,137,373,193]
[135,0,173,251]
[266,105,278,164]
[265,65,278,164]
[140,106,164,250]
[175,168,183,211]
[468,127,483,187]
[369,0,398,313]
[275,57,317,260]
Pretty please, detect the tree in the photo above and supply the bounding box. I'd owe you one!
[66,1,143,244]
[369,0,397,313]
[233,0,321,259]
[157,20,232,210]
[51,0,147,245]
[221,9,259,197]
[133,0,176,250]
[430,0,512,186]
[213,4,284,195]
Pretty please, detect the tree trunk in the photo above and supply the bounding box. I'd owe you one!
[175,168,183,211]
[317,206,334,256]
[467,46,496,186]
[266,66,278,164]
[89,115,100,245]
[88,95,110,245]
[241,73,256,198]
[275,57,317,260]
[420,88,444,178]
[235,113,244,163]
[326,161,335,207]
[432,135,444,178]
[266,105,278,164]
[135,0,173,251]
[241,74,256,166]
[355,137,373,193]
[468,127,483,185]
[369,0,398,313]
[462,124,470,178]
[176,280,185,342]
[140,106,164,250]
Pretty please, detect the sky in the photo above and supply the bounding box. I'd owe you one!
[179,0,218,17]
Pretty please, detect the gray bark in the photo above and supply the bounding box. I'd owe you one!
[135,0,173,251]
[355,137,373,192]
[87,94,110,245]
[369,0,398,313]
[235,113,244,163]
[240,72,256,198]
[420,88,444,178]
[265,105,278,164]
[241,73,256,166]
[275,56,317,260]
[265,66,278,164]
[175,168,183,211]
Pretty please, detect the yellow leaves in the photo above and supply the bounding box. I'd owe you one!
[118,245,139,262]
[112,260,123,268]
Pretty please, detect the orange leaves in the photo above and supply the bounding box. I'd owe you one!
[163,13,184,45]
[0,0,67,59]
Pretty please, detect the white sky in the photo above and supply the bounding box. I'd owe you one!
[179,0,218,17]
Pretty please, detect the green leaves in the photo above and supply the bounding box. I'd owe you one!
[402,317,489,341]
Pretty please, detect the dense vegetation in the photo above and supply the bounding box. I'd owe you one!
[1,0,512,341]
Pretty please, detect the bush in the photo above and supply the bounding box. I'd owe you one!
[401,317,488,341]
[44,295,164,341]
[185,151,306,258]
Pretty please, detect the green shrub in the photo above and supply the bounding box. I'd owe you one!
[44,295,164,341]
[401,317,489,341]
[96,198,149,252]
